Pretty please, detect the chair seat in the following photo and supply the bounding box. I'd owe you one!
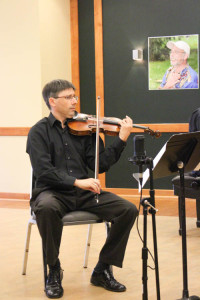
[62,211,103,225]
[172,175,200,199]
[31,210,103,225]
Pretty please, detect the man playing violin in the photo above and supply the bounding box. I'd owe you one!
[26,79,138,299]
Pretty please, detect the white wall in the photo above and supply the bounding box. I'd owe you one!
[0,0,71,194]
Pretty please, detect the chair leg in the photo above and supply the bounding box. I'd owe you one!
[196,198,200,228]
[22,221,33,275]
[105,221,110,236]
[42,242,48,289]
[83,224,93,268]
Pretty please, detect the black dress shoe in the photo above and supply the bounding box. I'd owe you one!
[45,267,64,298]
[90,267,126,292]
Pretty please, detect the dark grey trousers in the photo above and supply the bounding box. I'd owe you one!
[31,188,138,268]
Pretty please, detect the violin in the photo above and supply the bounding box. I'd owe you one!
[68,112,161,138]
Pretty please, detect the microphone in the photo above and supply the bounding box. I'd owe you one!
[129,135,146,186]
[133,135,146,161]
[140,198,158,212]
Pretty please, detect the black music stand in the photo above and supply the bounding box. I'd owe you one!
[142,132,200,300]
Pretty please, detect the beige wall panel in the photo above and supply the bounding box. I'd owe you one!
[0,0,71,193]
[0,137,31,193]
[38,0,71,117]
[0,0,42,126]
[0,0,41,193]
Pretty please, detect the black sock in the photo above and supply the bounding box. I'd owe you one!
[94,261,110,273]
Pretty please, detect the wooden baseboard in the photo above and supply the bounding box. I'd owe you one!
[0,189,174,200]
[1,189,198,218]
[104,188,174,197]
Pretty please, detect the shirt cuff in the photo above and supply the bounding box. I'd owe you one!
[113,136,127,149]
[62,175,76,189]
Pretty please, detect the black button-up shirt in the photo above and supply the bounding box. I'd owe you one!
[26,113,126,197]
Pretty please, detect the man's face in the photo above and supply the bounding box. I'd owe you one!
[52,88,78,119]
[170,45,187,67]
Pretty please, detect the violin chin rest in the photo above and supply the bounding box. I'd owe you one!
[73,112,89,121]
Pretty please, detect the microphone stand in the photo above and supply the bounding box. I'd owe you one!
[130,156,161,300]
[141,193,149,300]
[147,157,160,300]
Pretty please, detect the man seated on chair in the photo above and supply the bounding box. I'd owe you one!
[26,79,138,299]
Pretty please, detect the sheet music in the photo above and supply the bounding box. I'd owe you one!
[194,162,200,170]
[141,142,167,188]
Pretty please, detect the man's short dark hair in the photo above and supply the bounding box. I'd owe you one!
[42,79,76,110]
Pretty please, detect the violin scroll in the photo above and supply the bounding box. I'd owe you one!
[144,128,161,138]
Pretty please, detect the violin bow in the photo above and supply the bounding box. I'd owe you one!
[94,96,101,203]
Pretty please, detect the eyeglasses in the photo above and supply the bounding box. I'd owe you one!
[54,95,78,101]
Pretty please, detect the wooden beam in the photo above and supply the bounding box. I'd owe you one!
[0,192,29,200]
[94,0,104,118]
[93,0,106,187]
[0,123,189,136]
[0,127,30,136]
[70,0,80,112]
[132,123,189,133]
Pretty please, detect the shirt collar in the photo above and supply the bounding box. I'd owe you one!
[48,113,62,127]
[48,112,74,128]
